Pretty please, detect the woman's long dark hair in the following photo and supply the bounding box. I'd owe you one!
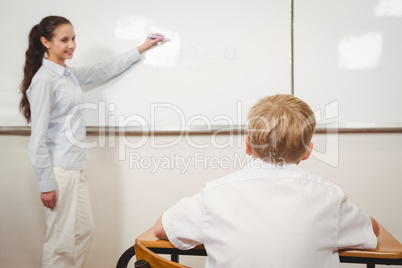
[20,16,71,123]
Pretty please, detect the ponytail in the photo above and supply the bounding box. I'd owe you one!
[20,24,45,122]
[19,16,71,123]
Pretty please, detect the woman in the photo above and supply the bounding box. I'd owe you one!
[19,15,163,267]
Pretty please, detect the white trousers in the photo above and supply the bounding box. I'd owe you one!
[42,168,94,268]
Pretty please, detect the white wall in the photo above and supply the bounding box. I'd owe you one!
[1,132,401,268]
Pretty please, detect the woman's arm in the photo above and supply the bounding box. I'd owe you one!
[72,34,164,85]
[28,78,58,209]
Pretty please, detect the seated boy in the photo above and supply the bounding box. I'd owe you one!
[154,94,379,268]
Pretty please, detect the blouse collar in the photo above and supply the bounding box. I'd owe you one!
[42,58,71,76]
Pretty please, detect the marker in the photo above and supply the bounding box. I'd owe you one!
[148,34,165,39]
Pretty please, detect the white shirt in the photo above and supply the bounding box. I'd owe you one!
[162,159,377,268]
[27,49,141,192]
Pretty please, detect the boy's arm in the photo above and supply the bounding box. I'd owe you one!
[154,216,168,240]
[336,194,378,250]
[371,217,380,237]
[153,190,206,249]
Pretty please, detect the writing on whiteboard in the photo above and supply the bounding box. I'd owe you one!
[175,46,236,71]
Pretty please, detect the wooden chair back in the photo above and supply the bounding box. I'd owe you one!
[135,239,190,268]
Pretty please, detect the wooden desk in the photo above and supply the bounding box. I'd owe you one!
[117,224,402,268]
[338,224,402,267]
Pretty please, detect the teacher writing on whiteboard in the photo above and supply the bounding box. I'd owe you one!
[19,15,163,268]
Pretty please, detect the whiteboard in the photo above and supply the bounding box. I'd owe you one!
[0,0,291,129]
[294,0,402,127]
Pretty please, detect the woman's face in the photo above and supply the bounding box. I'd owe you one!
[46,23,76,66]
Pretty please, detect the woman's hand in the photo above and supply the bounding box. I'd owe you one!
[41,190,57,210]
[137,33,165,53]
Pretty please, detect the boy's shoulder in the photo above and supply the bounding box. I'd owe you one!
[206,161,345,196]
[302,171,347,199]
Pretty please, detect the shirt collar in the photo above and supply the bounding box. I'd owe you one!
[245,157,304,173]
[42,58,71,77]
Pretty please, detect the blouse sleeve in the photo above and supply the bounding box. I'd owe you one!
[161,189,206,250]
[336,193,377,250]
[28,78,56,192]
[71,48,141,86]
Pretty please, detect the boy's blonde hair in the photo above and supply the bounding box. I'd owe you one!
[247,94,316,164]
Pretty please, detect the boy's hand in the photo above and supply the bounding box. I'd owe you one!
[370,217,380,237]
[154,216,168,240]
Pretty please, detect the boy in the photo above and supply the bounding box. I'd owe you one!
[154,94,379,267]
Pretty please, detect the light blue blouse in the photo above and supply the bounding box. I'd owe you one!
[27,48,141,192]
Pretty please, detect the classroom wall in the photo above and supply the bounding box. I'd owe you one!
[0,132,401,268]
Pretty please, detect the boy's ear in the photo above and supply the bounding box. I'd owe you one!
[245,136,253,156]
[302,142,314,161]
